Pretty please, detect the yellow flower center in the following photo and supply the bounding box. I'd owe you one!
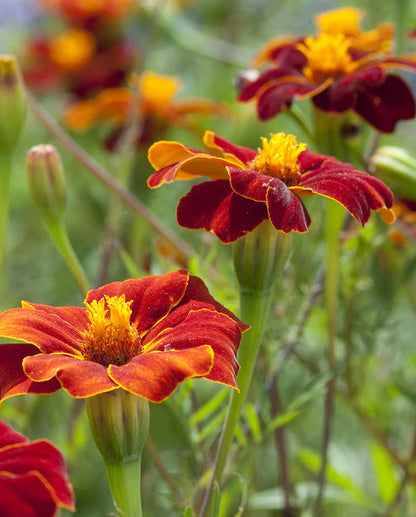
[316,8,363,37]
[249,133,306,186]
[49,29,95,71]
[297,33,354,82]
[82,295,142,367]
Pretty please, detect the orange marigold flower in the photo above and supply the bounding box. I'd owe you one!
[238,7,416,133]
[147,131,395,243]
[0,271,247,403]
[65,72,228,148]
[0,420,75,516]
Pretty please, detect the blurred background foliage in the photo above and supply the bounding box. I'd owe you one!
[1,0,416,515]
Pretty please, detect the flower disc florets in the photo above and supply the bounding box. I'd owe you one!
[249,133,306,186]
[297,33,354,82]
[82,295,142,367]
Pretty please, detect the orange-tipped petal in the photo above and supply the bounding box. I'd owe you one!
[23,354,117,398]
[0,309,84,355]
[109,345,214,403]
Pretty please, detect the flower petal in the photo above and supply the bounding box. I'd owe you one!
[86,271,189,333]
[109,345,214,403]
[21,302,89,332]
[0,344,60,402]
[227,167,311,232]
[0,308,84,355]
[203,130,256,164]
[257,78,330,120]
[0,420,26,448]
[177,180,268,243]
[355,75,416,133]
[23,354,117,398]
[147,140,197,170]
[0,436,75,511]
[144,309,241,389]
[147,154,233,188]
[300,166,394,225]
[0,472,60,517]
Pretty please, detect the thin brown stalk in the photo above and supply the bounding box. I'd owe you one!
[267,379,294,515]
[25,90,195,266]
[145,436,183,509]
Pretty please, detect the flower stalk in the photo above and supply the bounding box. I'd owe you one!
[86,390,150,517]
[200,222,291,516]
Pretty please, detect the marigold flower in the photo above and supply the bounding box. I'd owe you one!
[237,7,416,132]
[39,0,134,21]
[64,72,228,149]
[0,271,247,403]
[0,420,75,516]
[147,131,395,243]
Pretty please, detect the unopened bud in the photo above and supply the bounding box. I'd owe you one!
[27,144,67,222]
[0,55,26,152]
[370,146,416,201]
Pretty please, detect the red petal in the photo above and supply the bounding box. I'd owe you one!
[144,309,241,389]
[0,472,59,517]
[257,80,324,120]
[177,180,268,243]
[86,271,189,333]
[355,75,416,133]
[0,437,74,510]
[227,167,310,232]
[300,167,394,225]
[23,354,117,398]
[0,309,84,355]
[0,344,60,402]
[238,66,303,101]
[0,420,26,447]
[109,345,214,403]
[22,302,89,332]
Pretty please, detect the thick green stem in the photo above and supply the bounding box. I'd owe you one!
[0,151,12,305]
[87,391,149,517]
[199,223,291,516]
[47,219,90,295]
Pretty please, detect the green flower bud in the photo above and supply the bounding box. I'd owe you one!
[27,144,67,222]
[370,146,416,201]
[0,55,26,153]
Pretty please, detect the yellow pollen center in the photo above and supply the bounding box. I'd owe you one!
[297,33,354,82]
[49,29,95,71]
[249,133,306,186]
[82,295,141,367]
[316,8,363,37]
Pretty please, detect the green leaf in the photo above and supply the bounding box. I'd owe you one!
[266,410,299,434]
[189,389,228,425]
[371,442,400,502]
[245,403,262,444]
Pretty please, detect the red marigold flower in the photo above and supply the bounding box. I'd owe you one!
[64,72,228,150]
[237,7,416,132]
[0,271,247,403]
[147,131,395,243]
[39,0,134,22]
[0,420,75,517]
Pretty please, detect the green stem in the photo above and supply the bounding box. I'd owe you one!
[393,0,410,55]
[0,151,12,306]
[47,219,90,295]
[105,460,143,517]
[199,223,291,516]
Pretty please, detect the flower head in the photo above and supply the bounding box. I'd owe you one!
[0,420,75,517]
[39,0,134,22]
[237,7,416,132]
[0,271,247,403]
[147,130,395,243]
[64,72,228,149]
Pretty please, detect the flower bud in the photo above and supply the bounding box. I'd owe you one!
[370,146,416,201]
[0,55,26,153]
[27,144,67,222]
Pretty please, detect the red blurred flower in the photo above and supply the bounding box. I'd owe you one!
[237,7,416,132]
[0,420,74,517]
[64,71,228,150]
[39,0,134,22]
[147,131,395,243]
[0,271,247,403]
